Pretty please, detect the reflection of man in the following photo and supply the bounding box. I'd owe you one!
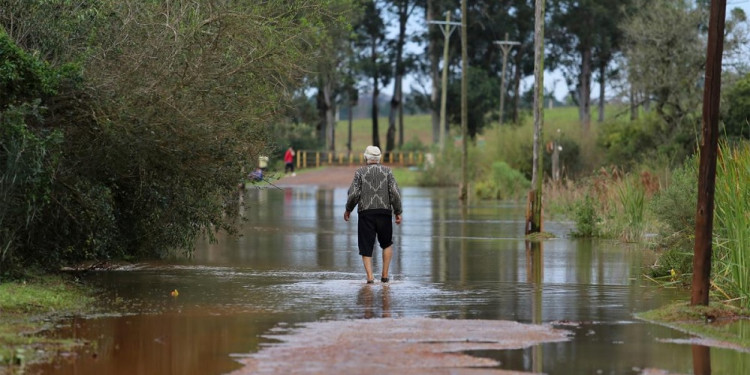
[344,146,402,284]
[357,284,391,319]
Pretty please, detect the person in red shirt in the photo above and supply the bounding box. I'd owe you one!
[284,146,295,176]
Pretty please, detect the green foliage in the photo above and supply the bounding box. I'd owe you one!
[598,112,696,169]
[714,141,750,308]
[1,1,355,275]
[649,245,693,281]
[723,73,750,139]
[572,193,600,237]
[416,144,462,187]
[0,105,61,275]
[446,67,498,139]
[0,30,58,109]
[649,156,697,234]
[474,161,529,200]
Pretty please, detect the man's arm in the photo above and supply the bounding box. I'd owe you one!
[344,169,362,220]
[388,170,402,216]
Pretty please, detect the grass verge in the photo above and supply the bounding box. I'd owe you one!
[0,275,95,371]
[637,301,750,349]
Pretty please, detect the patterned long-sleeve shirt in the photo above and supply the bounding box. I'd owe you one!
[345,164,402,215]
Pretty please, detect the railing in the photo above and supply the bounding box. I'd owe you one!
[295,151,425,169]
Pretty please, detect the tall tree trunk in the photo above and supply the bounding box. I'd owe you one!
[316,87,327,144]
[579,47,592,133]
[598,60,606,123]
[459,0,468,202]
[371,41,380,148]
[325,82,335,151]
[347,99,353,154]
[396,1,409,149]
[629,84,638,121]
[428,0,440,145]
[387,83,398,152]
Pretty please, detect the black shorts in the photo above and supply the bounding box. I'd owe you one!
[357,212,393,257]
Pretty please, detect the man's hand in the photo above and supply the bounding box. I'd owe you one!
[395,214,402,225]
[344,211,351,222]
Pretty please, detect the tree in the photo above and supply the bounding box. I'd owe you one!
[354,0,391,148]
[723,72,750,139]
[0,0,352,273]
[622,0,705,137]
[315,1,359,151]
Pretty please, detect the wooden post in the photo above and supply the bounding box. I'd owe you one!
[459,0,469,202]
[527,0,546,233]
[691,0,726,307]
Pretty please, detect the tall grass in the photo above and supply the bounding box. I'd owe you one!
[714,141,750,307]
[617,176,646,242]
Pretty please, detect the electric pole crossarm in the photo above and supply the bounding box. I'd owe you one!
[493,34,520,126]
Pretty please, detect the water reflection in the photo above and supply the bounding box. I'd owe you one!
[32,187,750,375]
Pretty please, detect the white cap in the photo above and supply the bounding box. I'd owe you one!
[364,145,381,163]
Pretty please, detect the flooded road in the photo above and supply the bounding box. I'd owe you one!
[34,187,750,374]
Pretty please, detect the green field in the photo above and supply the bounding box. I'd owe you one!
[334,105,604,154]
[335,115,434,154]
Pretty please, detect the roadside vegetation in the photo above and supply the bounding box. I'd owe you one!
[0,275,94,370]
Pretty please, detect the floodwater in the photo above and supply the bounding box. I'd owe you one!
[32,187,750,374]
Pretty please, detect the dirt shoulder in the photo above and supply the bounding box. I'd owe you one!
[272,166,359,188]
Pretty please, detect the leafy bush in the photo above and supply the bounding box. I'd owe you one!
[649,156,698,235]
[0,108,60,275]
[572,193,600,237]
[474,161,529,200]
[417,150,461,187]
[598,112,697,170]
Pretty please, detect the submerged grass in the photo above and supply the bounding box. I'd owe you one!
[0,275,95,371]
[637,301,750,349]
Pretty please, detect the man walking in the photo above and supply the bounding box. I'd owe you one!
[344,146,402,283]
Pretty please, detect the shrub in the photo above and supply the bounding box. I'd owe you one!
[474,161,530,200]
[416,145,461,187]
[649,156,698,235]
[572,193,600,237]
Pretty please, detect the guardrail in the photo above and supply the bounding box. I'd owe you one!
[295,151,425,169]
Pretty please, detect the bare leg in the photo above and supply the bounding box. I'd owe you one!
[362,256,374,282]
[381,246,393,280]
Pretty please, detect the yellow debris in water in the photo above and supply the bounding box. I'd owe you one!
[170,289,179,297]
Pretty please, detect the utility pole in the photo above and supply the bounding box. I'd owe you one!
[691,0,726,307]
[493,33,519,126]
[459,0,468,202]
[428,12,461,151]
[527,0,545,234]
